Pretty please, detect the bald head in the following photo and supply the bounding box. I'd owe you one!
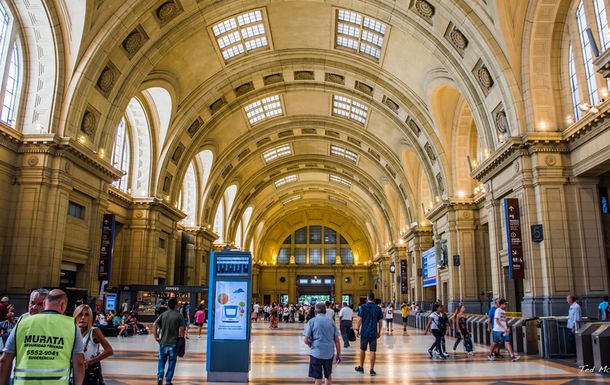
[44,289,68,314]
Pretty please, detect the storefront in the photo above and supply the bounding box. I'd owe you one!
[117,284,208,322]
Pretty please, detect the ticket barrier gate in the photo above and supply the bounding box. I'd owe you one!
[576,323,604,367]
[521,318,539,355]
[508,318,524,352]
[537,317,574,358]
[592,324,610,369]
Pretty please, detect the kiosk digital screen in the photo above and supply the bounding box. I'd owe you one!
[105,293,117,312]
[422,247,437,287]
[213,280,248,340]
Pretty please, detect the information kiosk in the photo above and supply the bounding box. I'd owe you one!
[206,250,252,382]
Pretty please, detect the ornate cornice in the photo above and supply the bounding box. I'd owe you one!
[131,197,186,222]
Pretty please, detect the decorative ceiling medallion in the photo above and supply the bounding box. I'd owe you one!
[449,28,468,50]
[415,0,435,19]
[263,73,284,85]
[355,81,374,96]
[121,26,149,59]
[235,82,255,97]
[294,70,315,80]
[156,1,182,25]
[325,73,345,85]
[96,63,118,98]
[424,143,436,163]
[80,106,100,137]
[545,155,557,166]
[477,66,493,90]
[494,110,509,134]
[436,173,445,193]
[27,156,39,167]
[407,118,421,136]
[187,118,203,137]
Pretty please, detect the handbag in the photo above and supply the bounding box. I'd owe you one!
[176,336,186,357]
[82,329,105,385]
[349,328,357,342]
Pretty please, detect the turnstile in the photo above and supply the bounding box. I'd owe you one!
[592,324,610,369]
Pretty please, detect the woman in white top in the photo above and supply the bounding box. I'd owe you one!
[385,303,395,334]
[74,304,114,385]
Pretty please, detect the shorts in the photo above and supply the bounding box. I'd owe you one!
[402,317,408,323]
[308,356,333,379]
[386,318,393,323]
[360,335,378,352]
[493,331,510,343]
[194,322,203,326]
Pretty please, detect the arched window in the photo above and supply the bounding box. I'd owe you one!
[569,43,581,120]
[213,199,225,244]
[235,222,243,248]
[594,0,610,51]
[276,226,354,265]
[180,162,197,226]
[576,1,600,106]
[0,3,22,127]
[197,150,213,191]
[111,119,130,192]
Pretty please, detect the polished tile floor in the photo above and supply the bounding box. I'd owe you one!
[103,322,609,384]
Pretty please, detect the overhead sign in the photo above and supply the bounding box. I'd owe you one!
[400,260,408,294]
[504,198,524,279]
[216,255,250,276]
[99,214,115,281]
[422,247,436,287]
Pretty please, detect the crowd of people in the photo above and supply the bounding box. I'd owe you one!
[0,289,608,385]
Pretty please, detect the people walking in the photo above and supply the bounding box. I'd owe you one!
[490,299,519,361]
[303,302,341,385]
[194,305,206,338]
[451,304,473,356]
[487,298,502,359]
[425,303,447,360]
[354,292,384,376]
[0,289,85,385]
[401,302,409,335]
[153,297,185,385]
[74,304,114,385]
[385,303,394,334]
[338,302,353,348]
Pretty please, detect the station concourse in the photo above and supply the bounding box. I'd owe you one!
[0,0,610,384]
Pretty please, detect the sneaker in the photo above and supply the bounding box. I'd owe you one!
[428,349,434,359]
[157,380,163,385]
[487,354,496,361]
[442,352,449,358]
[495,352,505,359]
[355,366,364,373]
[344,344,349,348]
[511,355,520,362]
[370,369,377,376]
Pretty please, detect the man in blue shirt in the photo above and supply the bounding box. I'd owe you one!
[303,303,341,385]
[566,295,581,351]
[354,293,383,376]
[598,296,609,321]
[487,298,501,359]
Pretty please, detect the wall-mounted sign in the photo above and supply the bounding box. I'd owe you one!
[531,224,544,242]
[504,198,524,279]
[99,214,115,281]
[400,260,408,294]
[422,247,437,287]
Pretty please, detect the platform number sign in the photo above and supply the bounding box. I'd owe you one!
[504,198,524,280]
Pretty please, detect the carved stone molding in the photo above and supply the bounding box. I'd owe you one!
[494,109,509,135]
[235,82,255,97]
[263,73,284,85]
[424,143,436,163]
[406,117,421,136]
[187,118,203,137]
[325,73,345,85]
[294,70,315,80]
[355,81,374,96]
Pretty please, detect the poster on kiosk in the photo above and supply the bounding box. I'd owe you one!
[206,250,252,383]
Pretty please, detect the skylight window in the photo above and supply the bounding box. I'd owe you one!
[244,95,283,125]
[212,9,270,61]
[263,144,292,163]
[336,9,387,61]
[330,144,358,163]
[332,95,369,124]
[275,175,298,188]
[330,174,352,187]
[282,195,301,205]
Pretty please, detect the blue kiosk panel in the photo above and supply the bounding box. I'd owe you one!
[206,250,251,382]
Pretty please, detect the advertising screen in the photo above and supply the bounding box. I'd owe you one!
[213,281,248,340]
[422,247,437,287]
[105,293,117,312]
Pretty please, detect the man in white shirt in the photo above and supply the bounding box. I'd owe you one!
[566,295,581,351]
[338,302,354,348]
[489,299,519,361]
[325,301,335,321]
